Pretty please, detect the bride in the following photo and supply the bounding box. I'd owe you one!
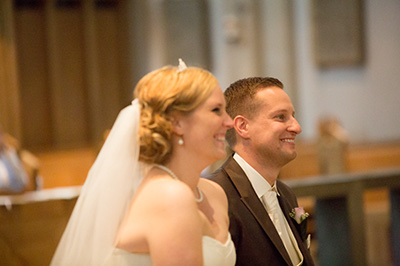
[51,59,235,266]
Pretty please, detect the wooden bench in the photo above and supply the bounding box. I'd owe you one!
[0,187,80,265]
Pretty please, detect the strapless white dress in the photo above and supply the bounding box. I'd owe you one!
[104,234,236,266]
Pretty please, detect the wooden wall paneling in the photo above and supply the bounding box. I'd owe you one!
[14,2,53,149]
[0,0,22,140]
[115,1,136,108]
[94,1,124,137]
[83,0,127,145]
[82,1,103,144]
[46,1,89,148]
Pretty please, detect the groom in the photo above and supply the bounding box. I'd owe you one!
[208,77,314,265]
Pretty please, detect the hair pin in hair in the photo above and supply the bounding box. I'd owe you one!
[177,58,188,73]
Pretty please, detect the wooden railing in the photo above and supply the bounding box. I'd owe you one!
[1,168,400,265]
[286,167,400,266]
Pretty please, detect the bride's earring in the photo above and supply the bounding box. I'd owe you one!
[178,137,184,145]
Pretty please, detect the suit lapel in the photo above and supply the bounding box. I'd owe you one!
[277,186,314,265]
[223,157,293,265]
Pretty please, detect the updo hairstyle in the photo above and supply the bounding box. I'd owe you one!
[134,66,218,165]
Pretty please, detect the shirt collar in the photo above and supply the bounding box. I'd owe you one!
[233,153,279,198]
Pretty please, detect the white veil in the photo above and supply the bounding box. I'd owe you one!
[51,99,145,266]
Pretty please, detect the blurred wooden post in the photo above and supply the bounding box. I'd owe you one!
[390,188,400,265]
[315,117,352,265]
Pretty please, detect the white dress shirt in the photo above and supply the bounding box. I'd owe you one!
[233,153,303,266]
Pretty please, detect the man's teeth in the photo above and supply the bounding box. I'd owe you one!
[216,136,225,141]
[282,139,294,143]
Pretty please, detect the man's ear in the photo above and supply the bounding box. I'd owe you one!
[234,115,250,139]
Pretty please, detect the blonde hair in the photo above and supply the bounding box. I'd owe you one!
[134,66,218,164]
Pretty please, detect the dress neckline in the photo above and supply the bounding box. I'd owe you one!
[202,233,232,246]
[114,234,232,255]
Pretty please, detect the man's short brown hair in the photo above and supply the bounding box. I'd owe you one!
[224,77,284,148]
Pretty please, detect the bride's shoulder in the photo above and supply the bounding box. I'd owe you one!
[199,178,225,193]
[199,178,228,204]
[140,177,196,208]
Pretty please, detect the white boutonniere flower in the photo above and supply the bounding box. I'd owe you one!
[289,207,309,224]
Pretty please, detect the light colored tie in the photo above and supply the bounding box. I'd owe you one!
[262,188,302,266]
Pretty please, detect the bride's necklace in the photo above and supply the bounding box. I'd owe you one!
[153,164,204,203]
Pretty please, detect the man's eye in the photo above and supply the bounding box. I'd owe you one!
[275,115,285,120]
[212,107,221,114]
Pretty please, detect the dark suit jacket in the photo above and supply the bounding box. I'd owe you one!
[208,156,314,266]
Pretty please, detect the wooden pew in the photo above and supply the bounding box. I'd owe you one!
[0,187,79,265]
